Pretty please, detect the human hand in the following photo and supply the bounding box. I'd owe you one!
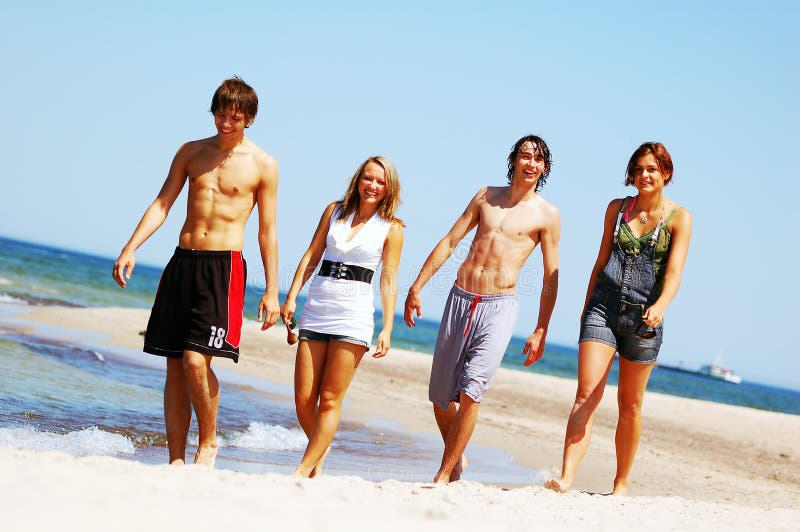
[522,328,546,366]
[258,292,280,330]
[374,329,391,358]
[112,250,135,288]
[642,304,665,328]
[404,290,422,327]
[280,299,298,344]
[280,298,297,327]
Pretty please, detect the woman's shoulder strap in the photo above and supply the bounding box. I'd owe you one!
[664,203,682,224]
[616,196,634,214]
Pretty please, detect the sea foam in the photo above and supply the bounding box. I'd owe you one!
[0,426,136,456]
[0,293,27,305]
[219,422,307,451]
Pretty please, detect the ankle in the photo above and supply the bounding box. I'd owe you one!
[293,466,313,478]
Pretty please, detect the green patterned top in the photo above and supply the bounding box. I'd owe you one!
[619,206,680,292]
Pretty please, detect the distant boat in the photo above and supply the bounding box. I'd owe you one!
[698,363,742,384]
[657,359,742,384]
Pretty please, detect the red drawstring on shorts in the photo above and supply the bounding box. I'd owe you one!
[463,295,483,337]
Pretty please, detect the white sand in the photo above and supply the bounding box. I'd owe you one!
[2,306,799,531]
[3,447,796,532]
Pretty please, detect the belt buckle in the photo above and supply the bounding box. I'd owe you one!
[332,262,347,279]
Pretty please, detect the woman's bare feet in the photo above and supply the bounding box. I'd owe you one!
[309,447,330,478]
[543,477,570,493]
[293,446,331,478]
[611,480,628,496]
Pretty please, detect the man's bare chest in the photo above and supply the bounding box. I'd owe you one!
[188,158,259,197]
[479,204,540,240]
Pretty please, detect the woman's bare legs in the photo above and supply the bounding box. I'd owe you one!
[294,340,327,434]
[294,339,330,476]
[545,341,616,492]
[612,357,654,495]
[293,340,366,477]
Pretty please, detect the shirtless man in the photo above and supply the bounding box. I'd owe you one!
[112,77,280,467]
[404,134,560,483]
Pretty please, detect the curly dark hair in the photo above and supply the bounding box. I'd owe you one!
[506,134,552,192]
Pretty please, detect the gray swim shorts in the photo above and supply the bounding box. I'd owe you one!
[429,284,519,410]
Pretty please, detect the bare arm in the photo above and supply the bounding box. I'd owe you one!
[643,207,692,327]
[256,155,280,330]
[580,199,623,320]
[522,207,561,366]
[374,221,404,358]
[403,188,484,327]
[279,202,338,327]
[112,145,190,287]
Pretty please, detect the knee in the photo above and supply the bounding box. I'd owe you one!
[317,389,344,413]
[617,397,643,421]
[182,353,207,375]
[295,391,316,412]
[574,385,603,409]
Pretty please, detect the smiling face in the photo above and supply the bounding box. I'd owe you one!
[625,142,673,187]
[209,77,258,127]
[358,161,387,208]
[338,156,401,223]
[631,153,667,193]
[213,108,250,140]
[506,135,552,191]
[511,141,547,186]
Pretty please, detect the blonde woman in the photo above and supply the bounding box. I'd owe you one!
[281,156,404,477]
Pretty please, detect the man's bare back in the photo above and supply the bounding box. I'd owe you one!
[456,185,560,295]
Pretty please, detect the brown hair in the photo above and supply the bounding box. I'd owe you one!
[625,142,673,186]
[210,77,258,125]
[338,156,402,223]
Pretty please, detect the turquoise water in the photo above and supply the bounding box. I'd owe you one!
[0,236,540,483]
[1,235,798,480]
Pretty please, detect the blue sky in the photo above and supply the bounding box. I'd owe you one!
[1,1,798,390]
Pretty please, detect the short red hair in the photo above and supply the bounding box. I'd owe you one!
[625,142,673,186]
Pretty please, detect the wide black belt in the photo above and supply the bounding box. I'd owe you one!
[318,260,374,283]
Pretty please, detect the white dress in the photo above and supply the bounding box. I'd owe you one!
[298,206,392,346]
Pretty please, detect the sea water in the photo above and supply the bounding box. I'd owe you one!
[0,236,540,483]
[1,236,798,482]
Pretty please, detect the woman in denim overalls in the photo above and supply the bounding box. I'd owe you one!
[546,142,692,495]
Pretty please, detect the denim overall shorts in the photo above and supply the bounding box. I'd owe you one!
[579,200,665,363]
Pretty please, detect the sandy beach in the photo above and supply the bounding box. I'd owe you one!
[3,305,799,531]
